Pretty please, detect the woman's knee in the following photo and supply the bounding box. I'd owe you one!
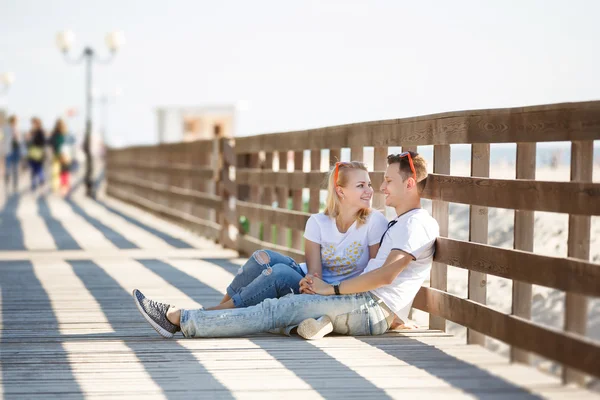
[261,264,302,286]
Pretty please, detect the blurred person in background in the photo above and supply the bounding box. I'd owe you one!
[2,115,21,192]
[49,118,73,195]
[27,117,46,192]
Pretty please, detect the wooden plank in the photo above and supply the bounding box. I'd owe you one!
[291,151,304,250]
[106,173,222,209]
[236,201,310,231]
[330,149,341,165]
[430,144,450,331]
[277,151,289,246]
[106,162,215,179]
[511,142,536,364]
[234,101,600,152]
[218,138,236,249]
[372,147,388,210]
[236,169,600,216]
[467,143,490,346]
[434,238,600,297]
[236,170,323,190]
[221,137,237,166]
[262,152,275,244]
[422,174,600,215]
[413,287,600,380]
[309,150,322,213]
[564,140,593,385]
[350,146,364,162]
[249,153,261,238]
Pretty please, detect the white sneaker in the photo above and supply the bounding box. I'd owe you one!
[297,316,333,340]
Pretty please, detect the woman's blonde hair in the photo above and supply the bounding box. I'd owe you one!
[323,161,371,227]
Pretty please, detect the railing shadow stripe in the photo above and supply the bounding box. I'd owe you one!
[94,199,195,249]
[37,196,81,250]
[0,260,84,399]
[65,198,138,249]
[0,194,25,250]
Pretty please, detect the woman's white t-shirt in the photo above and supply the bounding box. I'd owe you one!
[300,211,388,284]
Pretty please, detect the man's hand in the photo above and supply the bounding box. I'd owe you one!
[300,274,334,296]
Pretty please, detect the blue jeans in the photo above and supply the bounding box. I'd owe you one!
[4,152,19,190]
[180,292,391,338]
[29,160,45,190]
[226,250,305,308]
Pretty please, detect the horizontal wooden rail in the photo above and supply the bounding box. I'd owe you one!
[236,169,600,215]
[236,170,326,190]
[237,200,310,231]
[114,140,216,154]
[435,238,600,297]
[425,175,600,216]
[108,173,222,209]
[413,287,600,379]
[235,101,600,152]
[109,162,216,179]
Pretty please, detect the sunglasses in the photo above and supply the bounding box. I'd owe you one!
[395,152,416,182]
[333,161,349,187]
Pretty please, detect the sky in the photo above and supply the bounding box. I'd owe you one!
[1,0,600,147]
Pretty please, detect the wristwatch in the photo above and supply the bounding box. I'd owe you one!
[332,283,341,295]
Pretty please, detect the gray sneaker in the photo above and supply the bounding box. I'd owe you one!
[132,289,180,338]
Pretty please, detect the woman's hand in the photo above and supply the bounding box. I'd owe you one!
[299,273,319,295]
[300,274,334,296]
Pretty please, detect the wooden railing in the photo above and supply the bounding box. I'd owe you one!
[107,101,600,385]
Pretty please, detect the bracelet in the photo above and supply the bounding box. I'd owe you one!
[333,283,341,295]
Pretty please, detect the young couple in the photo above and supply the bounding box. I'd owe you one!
[133,151,439,340]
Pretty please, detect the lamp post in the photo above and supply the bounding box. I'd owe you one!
[0,72,15,95]
[56,30,124,197]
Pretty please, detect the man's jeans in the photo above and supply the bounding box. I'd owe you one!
[226,250,305,308]
[180,292,390,338]
[4,152,19,190]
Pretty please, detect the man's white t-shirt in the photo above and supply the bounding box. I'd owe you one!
[362,208,439,323]
[301,211,388,284]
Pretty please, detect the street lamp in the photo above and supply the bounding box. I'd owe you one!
[56,29,124,197]
[0,72,15,95]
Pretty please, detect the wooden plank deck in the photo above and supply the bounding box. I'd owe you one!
[0,183,597,399]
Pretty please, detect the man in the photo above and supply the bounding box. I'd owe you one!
[133,151,439,339]
[2,115,21,193]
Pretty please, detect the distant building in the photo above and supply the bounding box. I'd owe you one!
[156,105,235,143]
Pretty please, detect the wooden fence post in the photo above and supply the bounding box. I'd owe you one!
[291,151,304,250]
[309,150,322,213]
[563,140,593,385]
[468,143,490,345]
[511,142,536,363]
[277,151,289,246]
[373,147,388,210]
[430,144,450,331]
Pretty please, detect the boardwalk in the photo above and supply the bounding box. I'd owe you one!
[0,184,597,399]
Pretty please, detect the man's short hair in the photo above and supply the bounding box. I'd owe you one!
[8,115,17,124]
[387,151,428,193]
